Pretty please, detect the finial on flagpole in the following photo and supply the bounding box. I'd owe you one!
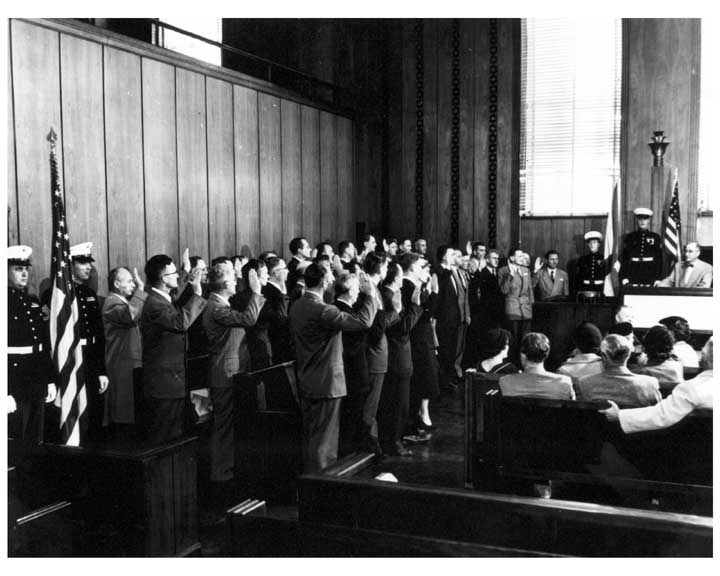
[47,127,57,145]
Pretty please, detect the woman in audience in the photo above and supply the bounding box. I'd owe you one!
[659,316,699,368]
[557,322,603,385]
[576,335,661,406]
[631,325,684,392]
[476,328,518,374]
[499,333,575,400]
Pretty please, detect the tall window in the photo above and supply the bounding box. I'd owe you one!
[520,18,622,215]
[156,17,222,66]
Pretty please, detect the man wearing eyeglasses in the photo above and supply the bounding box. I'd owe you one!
[141,253,207,445]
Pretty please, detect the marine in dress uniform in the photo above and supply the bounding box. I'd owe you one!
[574,231,608,294]
[7,246,56,444]
[70,242,109,442]
[620,208,663,287]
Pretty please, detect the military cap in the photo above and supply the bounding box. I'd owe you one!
[633,207,653,217]
[7,245,32,265]
[70,242,95,262]
[584,231,603,242]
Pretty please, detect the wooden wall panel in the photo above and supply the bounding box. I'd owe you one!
[472,20,490,247]
[234,85,260,257]
[301,105,321,249]
[337,117,354,242]
[104,46,145,273]
[142,58,179,261]
[398,21,416,243]
[458,19,476,246]
[436,20,453,247]
[281,99,303,255]
[176,69,209,261]
[11,20,62,294]
[258,93,283,253]
[422,21,439,247]
[386,21,405,241]
[8,57,18,246]
[206,77,236,260]
[319,111,338,243]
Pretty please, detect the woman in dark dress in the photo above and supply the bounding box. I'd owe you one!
[477,328,519,374]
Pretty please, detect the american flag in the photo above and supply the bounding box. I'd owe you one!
[663,174,681,261]
[603,179,620,297]
[47,128,87,446]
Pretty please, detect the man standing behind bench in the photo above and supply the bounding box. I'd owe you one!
[290,262,379,472]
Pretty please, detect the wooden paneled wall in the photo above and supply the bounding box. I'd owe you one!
[8,19,354,295]
[385,19,520,256]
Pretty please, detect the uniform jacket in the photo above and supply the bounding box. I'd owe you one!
[75,282,107,377]
[620,229,663,285]
[576,367,661,407]
[533,267,569,301]
[385,279,424,376]
[498,265,534,320]
[574,252,608,292]
[141,286,207,399]
[203,291,265,389]
[659,259,713,288]
[289,290,378,399]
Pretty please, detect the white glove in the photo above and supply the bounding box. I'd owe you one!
[8,395,17,414]
[46,384,57,403]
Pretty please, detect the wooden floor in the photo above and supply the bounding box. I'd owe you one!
[197,387,466,556]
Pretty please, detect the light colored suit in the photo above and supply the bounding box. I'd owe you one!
[533,267,569,301]
[576,366,661,407]
[659,259,713,288]
[498,265,534,320]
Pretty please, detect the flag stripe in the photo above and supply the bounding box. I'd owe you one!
[663,176,681,262]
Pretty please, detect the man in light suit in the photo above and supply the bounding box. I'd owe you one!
[289,262,379,472]
[498,247,534,364]
[657,242,713,288]
[533,250,569,301]
[102,266,148,439]
[141,254,207,445]
[203,264,265,483]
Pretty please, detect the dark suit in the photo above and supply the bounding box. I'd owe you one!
[435,267,471,388]
[262,281,293,363]
[477,266,504,330]
[286,256,306,295]
[289,290,378,472]
[232,288,272,370]
[203,290,265,481]
[141,286,206,444]
[533,267,569,301]
[410,288,440,413]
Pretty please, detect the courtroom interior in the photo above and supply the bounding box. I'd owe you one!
[5,16,714,558]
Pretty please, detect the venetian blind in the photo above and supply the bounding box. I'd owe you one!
[157,17,223,66]
[519,18,622,215]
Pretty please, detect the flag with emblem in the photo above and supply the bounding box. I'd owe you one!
[47,127,87,446]
[603,179,620,296]
[663,172,681,262]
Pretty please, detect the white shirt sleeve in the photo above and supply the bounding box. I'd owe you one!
[618,381,697,433]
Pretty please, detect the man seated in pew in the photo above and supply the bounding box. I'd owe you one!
[576,335,661,406]
[600,338,713,432]
[557,322,604,386]
[656,242,713,288]
[499,332,575,400]
[659,316,700,369]
[631,325,684,393]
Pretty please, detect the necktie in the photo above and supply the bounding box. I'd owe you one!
[550,270,555,283]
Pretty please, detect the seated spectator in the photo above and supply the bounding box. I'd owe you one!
[601,338,713,432]
[499,333,575,400]
[659,315,699,368]
[576,335,661,407]
[476,329,518,375]
[631,325,684,392]
[609,322,643,366]
[557,322,603,385]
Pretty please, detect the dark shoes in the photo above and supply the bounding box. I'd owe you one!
[385,441,414,457]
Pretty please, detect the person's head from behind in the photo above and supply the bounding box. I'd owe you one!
[519,332,550,368]
[208,262,237,295]
[700,337,713,371]
[364,251,389,281]
[382,261,404,291]
[614,305,634,324]
[397,251,422,280]
[334,272,360,305]
[145,254,177,290]
[241,259,268,286]
[608,322,635,348]
[573,322,602,355]
[480,328,513,362]
[659,315,692,344]
[643,325,675,362]
[599,334,632,368]
[316,242,334,258]
[304,262,334,293]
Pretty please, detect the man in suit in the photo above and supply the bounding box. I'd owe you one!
[498,247,534,364]
[141,254,206,445]
[477,249,504,332]
[434,245,471,393]
[232,259,272,371]
[102,266,148,439]
[70,242,109,442]
[533,250,569,301]
[287,237,312,294]
[262,256,293,363]
[657,242,713,288]
[7,245,56,444]
[289,262,379,472]
[620,207,663,287]
[203,263,265,483]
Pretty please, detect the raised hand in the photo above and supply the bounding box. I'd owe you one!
[182,248,191,273]
[99,376,109,395]
[132,267,145,292]
[247,268,262,294]
[189,266,203,295]
[45,384,57,403]
[358,270,374,295]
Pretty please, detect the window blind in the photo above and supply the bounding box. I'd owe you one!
[158,17,223,67]
[520,18,622,216]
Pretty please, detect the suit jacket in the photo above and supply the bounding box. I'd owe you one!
[366,285,400,374]
[576,367,661,407]
[286,256,306,294]
[533,267,569,301]
[102,290,148,423]
[203,291,266,389]
[477,267,504,324]
[659,259,713,288]
[141,286,207,399]
[336,298,370,396]
[289,290,378,399]
[435,267,471,326]
[385,279,424,376]
[499,370,575,400]
[498,265,534,320]
[619,370,713,433]
[262,281,293,363]
[232,288,272,370]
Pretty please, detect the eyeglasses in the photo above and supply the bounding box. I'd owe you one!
[162,271,179,277]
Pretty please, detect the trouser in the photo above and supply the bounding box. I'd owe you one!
[506,318,532,364]
[209,387,235,482]
[378,370,411,447]
[300,396,342,473]
[8,398,44,444]
[363,373,386,440]
[145,397,185,446]
[437,322,468,386]
[339,383,368,457]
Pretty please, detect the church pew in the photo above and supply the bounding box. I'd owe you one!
[464,372,712,515]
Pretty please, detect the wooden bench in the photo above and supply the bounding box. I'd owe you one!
[464,372,712,516]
